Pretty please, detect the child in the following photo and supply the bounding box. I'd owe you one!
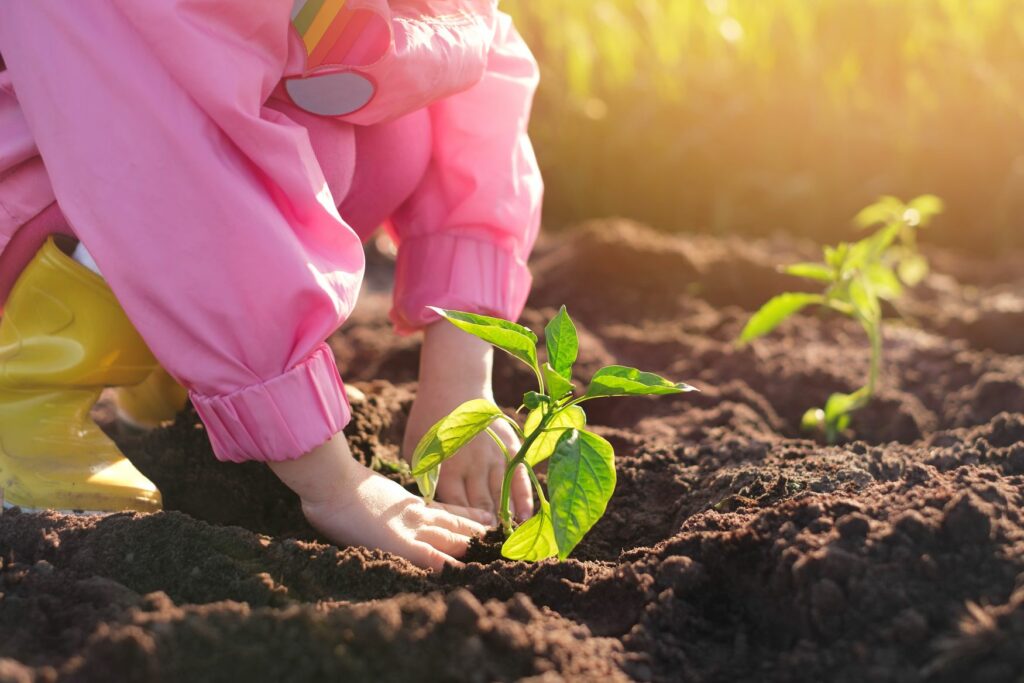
[0,0,542,571]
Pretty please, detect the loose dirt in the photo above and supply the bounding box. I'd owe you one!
[3,221,1024,682]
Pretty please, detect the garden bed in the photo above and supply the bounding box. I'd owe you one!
[2,221,1023,682]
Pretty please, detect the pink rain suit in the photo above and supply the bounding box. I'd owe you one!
[0,0,542,463]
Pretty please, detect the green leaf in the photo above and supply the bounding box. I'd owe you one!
[501,500,558,561]
[803,390,865,442]
[824,243,850,270]
[898,253,929,287]
[739,293,823,343]
[801,407,825,433]
[849,278,881,321]
[436,399,504,451]
[824,389,868,424]
[523,405,587,467]
[908,194,943,215]
[543,363,575,398]
[784,262,834,282]
[823,392,856,423]
[824,393,857,443]
[862,223,901,257]
[411,423,442,502]
[544,305,579,378]
[585,365,696,398]
[548,430,617,559]
[854,195,903,229]
[411,399,503,476]
[864,263,903,301]
[906,195,944,226]
[429,307,538,371]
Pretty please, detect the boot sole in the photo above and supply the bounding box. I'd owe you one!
[2,500,110,515]
[1,490,113,516]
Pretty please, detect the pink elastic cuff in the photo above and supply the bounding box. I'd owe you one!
[390,232,532,335]
[191,343,351,463]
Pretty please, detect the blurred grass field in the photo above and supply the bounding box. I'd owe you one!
[505,0,1024,253]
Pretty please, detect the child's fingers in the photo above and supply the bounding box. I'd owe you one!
[427,507,490,538]
[466,473,495,517]
[435,480,471,510]
[511,464,535,521]
[417,526,473,558]
[409,542,464,572]
[489,465,505,511]
[430,501,496,527]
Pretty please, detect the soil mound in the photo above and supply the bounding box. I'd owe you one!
[3,223,1023,681]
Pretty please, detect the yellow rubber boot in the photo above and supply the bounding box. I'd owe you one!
[114,367,189,430]
[0,239,162,513]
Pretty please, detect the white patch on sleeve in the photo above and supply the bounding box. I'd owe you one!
[285,72,376,117]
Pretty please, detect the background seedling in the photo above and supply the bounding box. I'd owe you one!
[739,195,943,442]
[412,306,697,561]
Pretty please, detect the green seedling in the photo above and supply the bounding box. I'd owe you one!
[739,195,943,443]
[412,306,697,561]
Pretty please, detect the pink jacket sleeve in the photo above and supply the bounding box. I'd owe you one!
[387,11,543,333]
[0,1,364,463]
[283,0,500,126]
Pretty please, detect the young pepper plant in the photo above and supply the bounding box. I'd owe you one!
[738,195,942,443]
[411,306,696,561]
[853,194,944,287]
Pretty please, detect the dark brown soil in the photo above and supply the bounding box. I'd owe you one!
[3,221,1024,682]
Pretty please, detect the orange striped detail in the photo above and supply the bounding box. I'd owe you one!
[307,5,359,67]
[302,0,347,55]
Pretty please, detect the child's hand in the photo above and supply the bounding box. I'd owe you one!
[270,434,491,571]
[404,382,534,520]
[403,321,535,521]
